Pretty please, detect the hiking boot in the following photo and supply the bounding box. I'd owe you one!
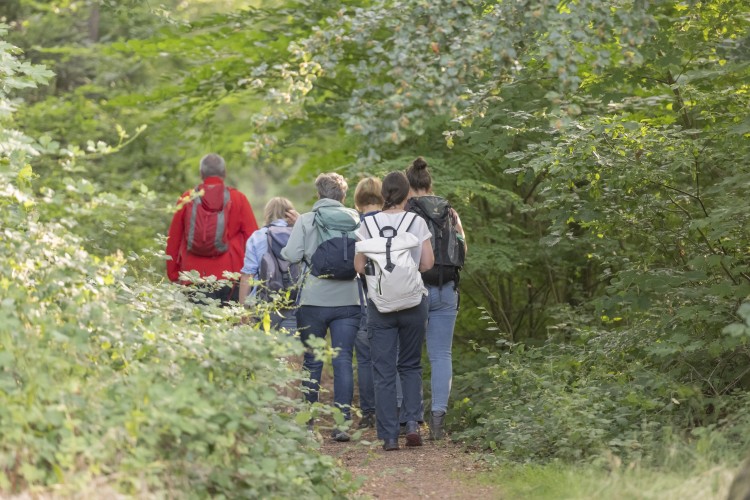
[357,413,376,429]
[430,411,446,440]
[382,438,399,451]
[331,429,351,442]
[306,418,315,433]
[404,420,423,447]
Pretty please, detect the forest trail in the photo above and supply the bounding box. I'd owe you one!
[320,429,502,499]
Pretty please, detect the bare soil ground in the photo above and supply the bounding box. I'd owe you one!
[320,426,503,499]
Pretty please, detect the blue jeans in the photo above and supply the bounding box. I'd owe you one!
[425,283,459,413]
[355,311,376,414]
[368,296,428,440]
[296,305,361,419]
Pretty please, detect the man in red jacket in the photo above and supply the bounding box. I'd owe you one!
[166,153,258,304]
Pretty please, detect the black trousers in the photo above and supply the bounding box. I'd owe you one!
[186,281,239,307]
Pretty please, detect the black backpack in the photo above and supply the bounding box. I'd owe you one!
[407,195,465,288]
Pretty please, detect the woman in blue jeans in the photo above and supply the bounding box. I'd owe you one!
[354,171,434,451]
[281,173,362,442]
[353,177,384,429]
[405,157,467,440]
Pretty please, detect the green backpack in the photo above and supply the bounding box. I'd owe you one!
[309,205,361,280]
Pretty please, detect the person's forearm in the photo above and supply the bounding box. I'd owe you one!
[238,274,251,306]
[455,221,467,255]
[419,240,435,272]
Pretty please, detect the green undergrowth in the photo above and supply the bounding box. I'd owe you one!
[451,333,750,465]
[481,458,736,500]
[0,214,356,497]
[449,331,750,499]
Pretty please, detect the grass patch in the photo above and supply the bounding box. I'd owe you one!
[477,459,737,499]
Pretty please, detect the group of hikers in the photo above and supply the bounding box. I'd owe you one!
[165,153,466,451]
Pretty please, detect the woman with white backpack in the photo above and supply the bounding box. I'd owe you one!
[354,171,434,451]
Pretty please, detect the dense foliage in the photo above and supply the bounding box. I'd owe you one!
[0,21,354,496]
[446,0,750,462]
[257,0,750,464]
[2,0,750,495]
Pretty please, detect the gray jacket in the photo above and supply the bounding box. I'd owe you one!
[281,198,362,307]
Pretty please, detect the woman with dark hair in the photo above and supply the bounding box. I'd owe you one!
[354,171,434,451]
[405,157,467,440]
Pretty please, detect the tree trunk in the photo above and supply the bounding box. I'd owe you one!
[88,2,100,42]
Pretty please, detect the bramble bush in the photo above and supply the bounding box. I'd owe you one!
[0,32,354,498]
[0,203,356,498]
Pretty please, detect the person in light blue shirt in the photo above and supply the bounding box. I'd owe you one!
[239,196,299,333]
[239,196,301,410]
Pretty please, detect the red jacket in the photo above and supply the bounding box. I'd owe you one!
[166,176,258,282]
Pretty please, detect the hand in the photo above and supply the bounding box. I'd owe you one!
[286,209,300,225]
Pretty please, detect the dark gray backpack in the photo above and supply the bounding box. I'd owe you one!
[258,226,301,303]
[406,195,465,288]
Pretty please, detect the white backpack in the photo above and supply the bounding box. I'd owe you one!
[355,212,426,313]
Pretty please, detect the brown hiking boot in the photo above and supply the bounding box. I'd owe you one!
[405,421,423,447]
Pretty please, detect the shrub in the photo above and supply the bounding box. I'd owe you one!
[452,323,750,466]
[0,214,355,497]
[0,31,354,497]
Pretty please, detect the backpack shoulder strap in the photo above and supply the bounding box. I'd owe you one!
[394,212,410,233]
[408,198,437,229]
[312,208,325,229]
[405,196,418,213]
[371,213,384,235]
[362,216,375,238]
[187,195,199,252]
[404,212,418,233]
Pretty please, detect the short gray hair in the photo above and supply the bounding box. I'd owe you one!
[315,172,348,201]
[199,153,226,179]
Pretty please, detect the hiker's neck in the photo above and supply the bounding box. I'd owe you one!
[410,188,431,197]
[359,204,382,214]
[383,200,407,212]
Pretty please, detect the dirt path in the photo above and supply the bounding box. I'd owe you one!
[320,427,503,499]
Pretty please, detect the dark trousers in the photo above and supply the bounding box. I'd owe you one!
[187,282,239,307]
[296,305,361,419]
[368,296,428,440]
[355,311,376,414]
